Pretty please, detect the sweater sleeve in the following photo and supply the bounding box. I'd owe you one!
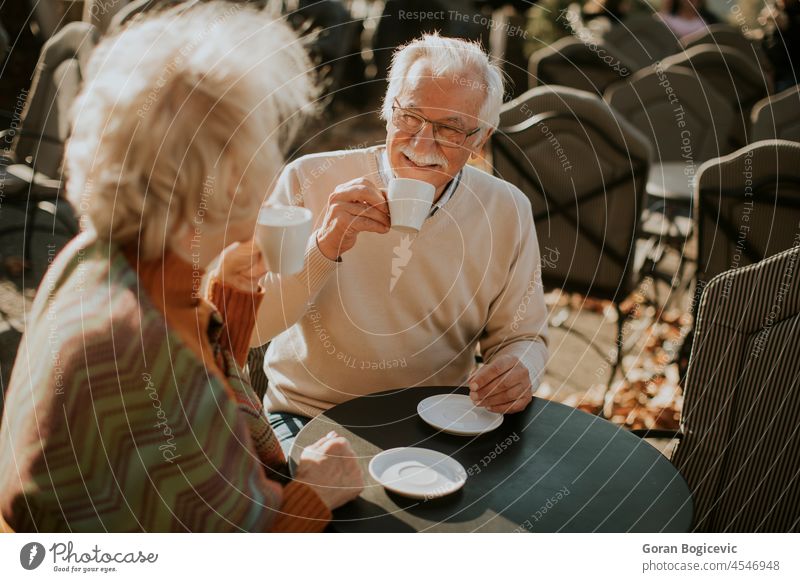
[479,193,549,391]
[250,162,341,348]
[207,278,264,367]
[270,481,332,532]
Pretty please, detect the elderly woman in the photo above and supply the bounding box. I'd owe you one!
[0,2,361,532]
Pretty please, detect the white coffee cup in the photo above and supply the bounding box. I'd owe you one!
[387,178,436,234]
[255,205,313,275]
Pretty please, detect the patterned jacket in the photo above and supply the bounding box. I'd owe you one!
[0,233,329,531]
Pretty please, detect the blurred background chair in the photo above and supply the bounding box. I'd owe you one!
[601,13,681,71]
[672,139,800,379]
[662,43,770,151]
[668,245,800,532]
[681,22,772,78]
[0,21,97,271]
[605,65,734,303]
[493,85,651,395]
[750,84,800,143]
[695,139,800,284]
[528,35,636,96]
[0,19,8,59]
[8,21,97,179]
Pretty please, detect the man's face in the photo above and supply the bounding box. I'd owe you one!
[386,60,492,197]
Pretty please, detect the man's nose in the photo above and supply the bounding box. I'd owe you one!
[410,121,438,152]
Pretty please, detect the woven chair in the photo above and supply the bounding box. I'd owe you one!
[493,86,651,391]
[662,44,770,151]
[751,84,800,143]
[247,343,271,402]
[601,14,681,71]
[528,36,636,96]
[652,246,800,531]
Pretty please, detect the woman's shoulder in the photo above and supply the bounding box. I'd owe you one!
[27,234,167,372]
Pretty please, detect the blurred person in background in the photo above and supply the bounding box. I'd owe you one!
[761,0,800,91]
[0,1,362,532]
[659,0,719,38]
[581,0,631,34]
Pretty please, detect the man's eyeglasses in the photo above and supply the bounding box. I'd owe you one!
[391,98,481,148]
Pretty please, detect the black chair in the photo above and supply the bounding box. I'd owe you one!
[681,23,772,79]
[601,13,681,71]
[696,139,800,284]
[751,84,800,143]
[604,65,734,305]
[662,44,770,152]
[671,139,800,380]
[493,86,651,394]
[528,36,637,96]
[0,22,97,271]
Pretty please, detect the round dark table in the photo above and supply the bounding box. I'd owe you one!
[290,387,693,532]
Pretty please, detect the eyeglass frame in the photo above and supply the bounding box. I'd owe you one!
[390,98,482,148]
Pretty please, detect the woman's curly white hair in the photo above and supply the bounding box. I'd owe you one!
[66,1,317,258]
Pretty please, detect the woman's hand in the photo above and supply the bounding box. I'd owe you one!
[211,241,268,295]
[294,431,364,511]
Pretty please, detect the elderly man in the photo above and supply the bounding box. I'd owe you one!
[232,33,548,451]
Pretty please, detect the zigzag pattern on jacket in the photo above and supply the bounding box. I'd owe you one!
[0,236,286,532]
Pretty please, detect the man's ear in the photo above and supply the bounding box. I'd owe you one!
[470,127,494,158]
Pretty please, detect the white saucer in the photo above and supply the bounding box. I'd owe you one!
[417,394,504,436]
[369,447,467,499]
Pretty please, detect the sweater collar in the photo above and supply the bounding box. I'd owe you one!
[122,245,207,310]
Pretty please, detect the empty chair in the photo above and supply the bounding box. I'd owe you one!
[601,14,682,70]
[681,22,771,76]
[605,64,733,163]
[662,43,771,150]
[671,245,800,531]
[494,85,651,301]
[751,84,800,143]
[695,139,800,284]
[10,21,98,178]
[493,86,650,387]
[0,22,97,271]
[605,65,734,285]
[528,36,636,95]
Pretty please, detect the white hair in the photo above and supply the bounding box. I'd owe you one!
[380,33,504,134]
[66,1,317,259]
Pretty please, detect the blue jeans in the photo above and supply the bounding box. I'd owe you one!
[268,411,312,459]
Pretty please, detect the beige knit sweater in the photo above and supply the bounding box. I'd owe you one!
[252,145,548,417]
